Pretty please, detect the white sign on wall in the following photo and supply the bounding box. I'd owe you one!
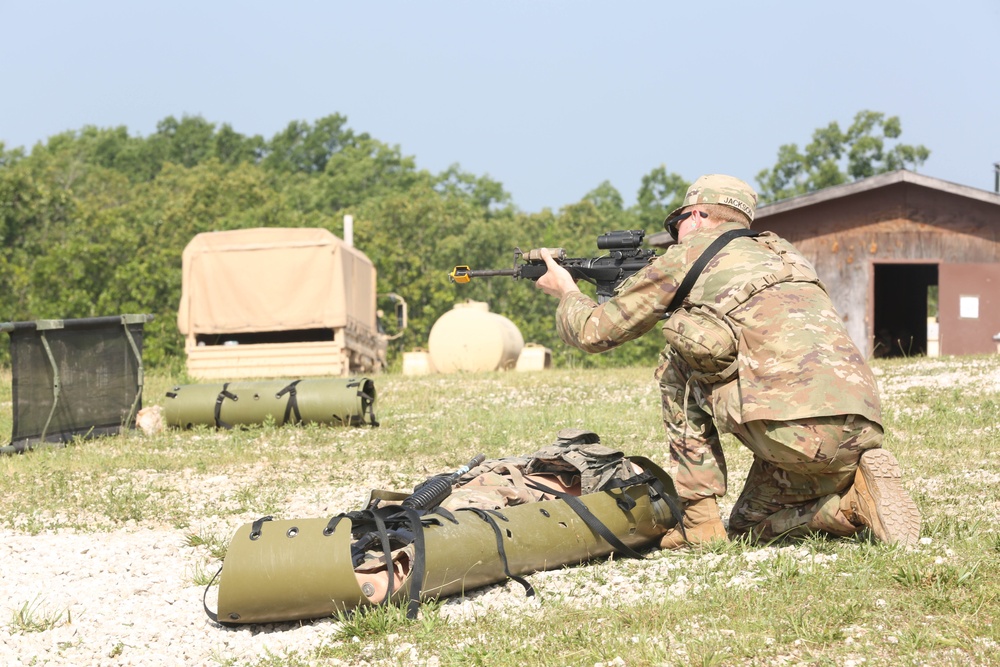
[959,295,980,319]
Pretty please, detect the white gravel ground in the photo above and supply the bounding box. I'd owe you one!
[0,526,343,666]
[0,468,397,667]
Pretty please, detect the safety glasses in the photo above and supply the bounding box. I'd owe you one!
[665,210,708,241]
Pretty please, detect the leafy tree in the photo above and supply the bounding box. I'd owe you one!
[18,117,264,187]
[213,123,266,166]
[755,110,931,203]
[263,114,355,174]
[152,115,221,168]
[349,186,503,348]
[144,115,264,176]
[433,165,511,213]
[582,180,626,218]
[634,166,688,231]
[314,137,429,211]
[0,142,25,167]
[0,160,65,320]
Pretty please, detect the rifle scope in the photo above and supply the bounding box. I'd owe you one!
[597,229,644,250]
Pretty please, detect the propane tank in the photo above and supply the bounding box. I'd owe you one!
[428,301,524,373]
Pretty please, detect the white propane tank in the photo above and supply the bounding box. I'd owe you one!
[428,301,524,373]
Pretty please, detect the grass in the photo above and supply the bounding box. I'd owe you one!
[8,597,70,634]
[185,529,230,560]
[1,355,1000,665]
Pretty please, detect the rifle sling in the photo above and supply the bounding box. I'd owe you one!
[666,229,760,314]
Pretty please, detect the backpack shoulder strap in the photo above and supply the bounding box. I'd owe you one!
[666,228,759,314]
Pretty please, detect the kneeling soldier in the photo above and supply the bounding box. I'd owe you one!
[535,174,920,547]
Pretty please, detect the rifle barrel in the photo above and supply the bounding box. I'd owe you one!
[449,266,519,283]
[463,268,519,278]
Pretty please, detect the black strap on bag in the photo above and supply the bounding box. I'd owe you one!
[276,380,303,425]
[523,479,647,560]
[457,507,535,597]
[204,514,274,624]
[214,383,238,429]
[203,565,224,624]
[347,379,379,427]
[666,228,760,315]
[342,506,432,620]
[397,507,428,619]
[626,456,688,541]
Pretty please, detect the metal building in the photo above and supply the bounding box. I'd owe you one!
[651,170,1000,358]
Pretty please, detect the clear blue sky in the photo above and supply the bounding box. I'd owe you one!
[2,1,997,212]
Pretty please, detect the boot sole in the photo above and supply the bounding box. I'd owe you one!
[854,449,921,546]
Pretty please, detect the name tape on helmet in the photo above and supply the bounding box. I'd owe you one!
[720,196,755,221]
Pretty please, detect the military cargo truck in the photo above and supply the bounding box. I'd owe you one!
[178,227,403,379]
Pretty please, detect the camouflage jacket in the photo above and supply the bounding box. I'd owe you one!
[555,222,882,425]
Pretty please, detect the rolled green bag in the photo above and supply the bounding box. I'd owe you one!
[164,377,377,429]
[214,463,678,624]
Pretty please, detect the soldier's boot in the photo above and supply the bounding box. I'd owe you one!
[804,494,862,538]
[659,497,729,550]
[840,449,921,546]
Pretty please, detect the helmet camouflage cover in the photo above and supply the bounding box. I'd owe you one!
[664,174,758,229]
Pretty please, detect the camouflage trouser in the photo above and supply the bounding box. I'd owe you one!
[656,348,729,501]
[657,347,883,540]
[727,415,883,539]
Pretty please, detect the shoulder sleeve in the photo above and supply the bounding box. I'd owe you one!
[554,251,686,353]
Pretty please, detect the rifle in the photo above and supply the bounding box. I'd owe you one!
[449,229,658,303]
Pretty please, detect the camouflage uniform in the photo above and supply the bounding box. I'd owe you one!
[555,216,883,540]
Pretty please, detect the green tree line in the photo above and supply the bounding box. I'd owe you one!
[0,111,928,371]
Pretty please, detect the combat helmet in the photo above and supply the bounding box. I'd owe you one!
[664,174,758,230]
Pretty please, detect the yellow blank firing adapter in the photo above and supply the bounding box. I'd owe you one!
[449,266,471,284]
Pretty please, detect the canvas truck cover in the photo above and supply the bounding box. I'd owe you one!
[178,228,378,338]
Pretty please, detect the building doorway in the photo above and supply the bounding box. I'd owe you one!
[872,263,939,358]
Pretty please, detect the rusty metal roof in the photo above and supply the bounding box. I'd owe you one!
[756,169,1000,219]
